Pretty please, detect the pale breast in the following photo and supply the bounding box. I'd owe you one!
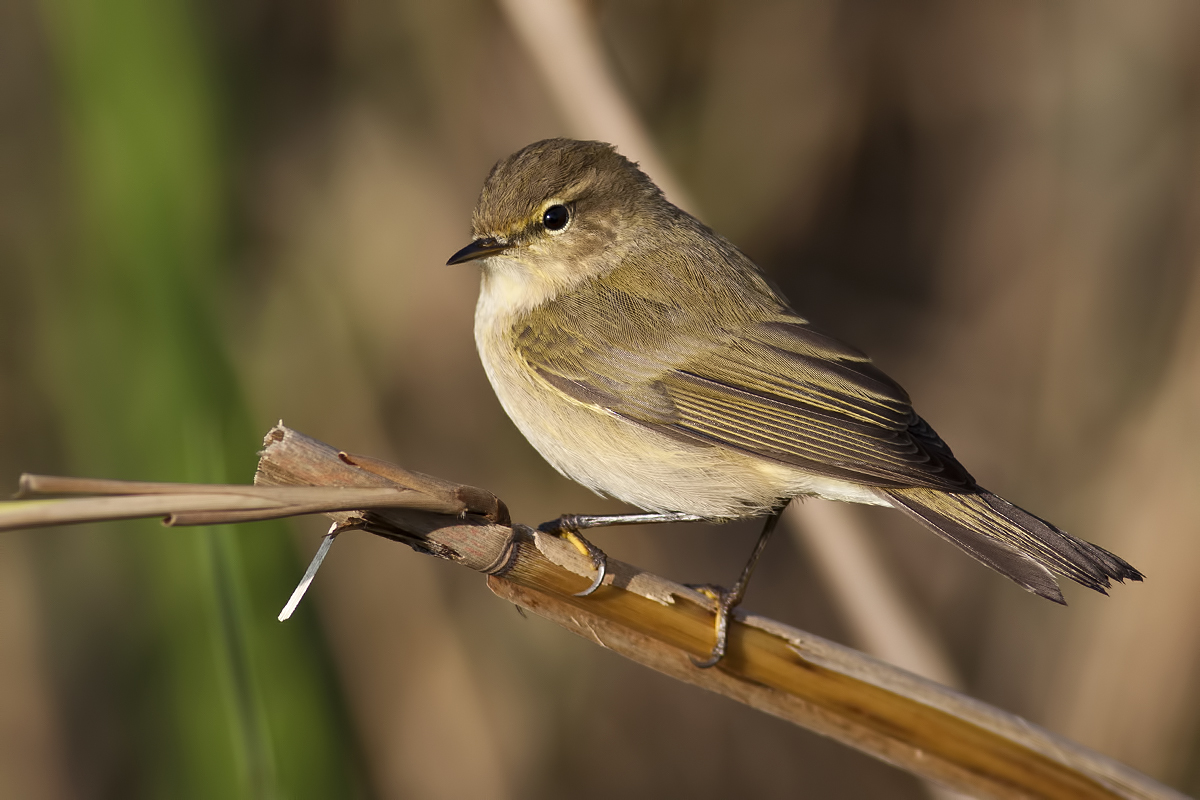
[473,267,888,517]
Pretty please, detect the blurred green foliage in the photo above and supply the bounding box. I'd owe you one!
[30,0,365,796]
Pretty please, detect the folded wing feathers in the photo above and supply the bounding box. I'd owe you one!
[521,309,1143,602]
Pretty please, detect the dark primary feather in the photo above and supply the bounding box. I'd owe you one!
[510,210,1142,599]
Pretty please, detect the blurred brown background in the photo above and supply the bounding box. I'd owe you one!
[2,0,1199,797]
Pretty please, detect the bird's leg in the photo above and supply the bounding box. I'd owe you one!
[537,512,707,596]
[540,511,707,532]
[690,501,789,669]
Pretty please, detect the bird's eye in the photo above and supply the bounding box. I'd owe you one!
[542,204,570,231]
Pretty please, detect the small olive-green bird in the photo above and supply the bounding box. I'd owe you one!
[449,138,1140,660]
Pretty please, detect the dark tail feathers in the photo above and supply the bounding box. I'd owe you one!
[883,487,1143,603]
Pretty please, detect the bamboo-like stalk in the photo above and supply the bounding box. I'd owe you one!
[0,424,1184,799]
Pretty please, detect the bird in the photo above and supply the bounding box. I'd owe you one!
[448,138,1142,666]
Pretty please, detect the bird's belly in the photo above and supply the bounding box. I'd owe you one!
[475,316,886,518]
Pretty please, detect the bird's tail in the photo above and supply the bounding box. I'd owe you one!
[882,487,1143,603]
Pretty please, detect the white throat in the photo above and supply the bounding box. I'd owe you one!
[474,256,562,331]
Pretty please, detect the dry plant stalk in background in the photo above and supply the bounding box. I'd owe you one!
[0,424,1184,800]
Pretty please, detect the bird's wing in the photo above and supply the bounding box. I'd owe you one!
[516,294,975,491]
[660,320,975,489]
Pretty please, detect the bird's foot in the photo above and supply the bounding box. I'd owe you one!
[685,583,739,668]
[537,516,607,596]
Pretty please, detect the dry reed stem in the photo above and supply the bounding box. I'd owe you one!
[1,423,1183,800]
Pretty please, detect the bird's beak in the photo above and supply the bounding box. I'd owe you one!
[446,237,510,265]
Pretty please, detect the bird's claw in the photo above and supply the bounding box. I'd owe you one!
[686,583,735,668]
[537,518,608,596]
